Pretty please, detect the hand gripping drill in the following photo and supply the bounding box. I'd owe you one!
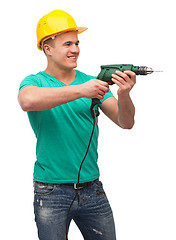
[90,64,162,118]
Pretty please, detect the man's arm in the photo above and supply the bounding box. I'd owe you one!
[18,79,109,111]
[100,71,136,129]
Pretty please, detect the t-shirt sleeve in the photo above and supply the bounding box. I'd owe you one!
[19,75,41,92]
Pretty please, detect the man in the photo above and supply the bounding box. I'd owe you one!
[18,10,136,240]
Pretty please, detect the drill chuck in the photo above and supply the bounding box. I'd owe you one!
[137,66,154,75]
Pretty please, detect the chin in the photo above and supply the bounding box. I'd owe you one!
[62,61,77,70]
[70,63,77,69]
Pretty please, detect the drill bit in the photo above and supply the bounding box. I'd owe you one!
[152,70,163,72]
[146,67,163,74]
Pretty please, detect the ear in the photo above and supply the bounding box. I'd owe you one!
[43,44,52,56]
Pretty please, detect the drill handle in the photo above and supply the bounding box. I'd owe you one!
[91,67,114,109]
[91,66,115,109]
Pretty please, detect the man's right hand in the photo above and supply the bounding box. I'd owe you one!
[80,79,109,100]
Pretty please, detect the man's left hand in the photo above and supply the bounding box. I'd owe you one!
[111,71,136,96]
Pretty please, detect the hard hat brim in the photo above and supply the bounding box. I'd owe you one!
[76,27,88,34]
[37,27,88,50]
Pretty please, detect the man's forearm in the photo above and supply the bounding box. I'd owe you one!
[18,85,83,111]
[117,93,135,129]
[18,79,109,112]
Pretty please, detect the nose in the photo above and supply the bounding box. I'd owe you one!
[70,44,80,53]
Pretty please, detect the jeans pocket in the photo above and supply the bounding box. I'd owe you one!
[34,182,56,196]
[94,180,103,188]
[94,181,106,195]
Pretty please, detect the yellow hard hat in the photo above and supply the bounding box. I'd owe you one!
[37,10,88,50]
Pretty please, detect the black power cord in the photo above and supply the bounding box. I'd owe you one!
[65,105,99,240]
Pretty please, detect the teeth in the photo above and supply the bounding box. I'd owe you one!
[68,56,76,58]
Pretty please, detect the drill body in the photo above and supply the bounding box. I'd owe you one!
[91,64,155,108]
[96,64,153,85]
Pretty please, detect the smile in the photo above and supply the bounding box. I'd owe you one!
[67,56,77,59]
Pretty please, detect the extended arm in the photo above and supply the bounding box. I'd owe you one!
[18,79,109,111]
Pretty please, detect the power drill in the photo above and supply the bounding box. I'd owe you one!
[91,64,161,109]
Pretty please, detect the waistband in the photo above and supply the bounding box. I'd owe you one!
[33,178,99,190]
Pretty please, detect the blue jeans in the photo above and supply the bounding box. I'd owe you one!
[34,180,116,240]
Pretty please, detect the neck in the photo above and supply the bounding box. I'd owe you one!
[44,63,76,84]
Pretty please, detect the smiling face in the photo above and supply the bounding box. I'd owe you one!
[43,31,80,71]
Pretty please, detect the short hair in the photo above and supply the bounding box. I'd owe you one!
[42,38,55,55]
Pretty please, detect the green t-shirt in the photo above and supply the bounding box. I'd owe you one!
[19,70,113,183]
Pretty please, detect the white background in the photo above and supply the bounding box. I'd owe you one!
[1,0,176,239]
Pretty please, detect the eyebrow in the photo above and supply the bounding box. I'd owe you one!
[63,40,80,45]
